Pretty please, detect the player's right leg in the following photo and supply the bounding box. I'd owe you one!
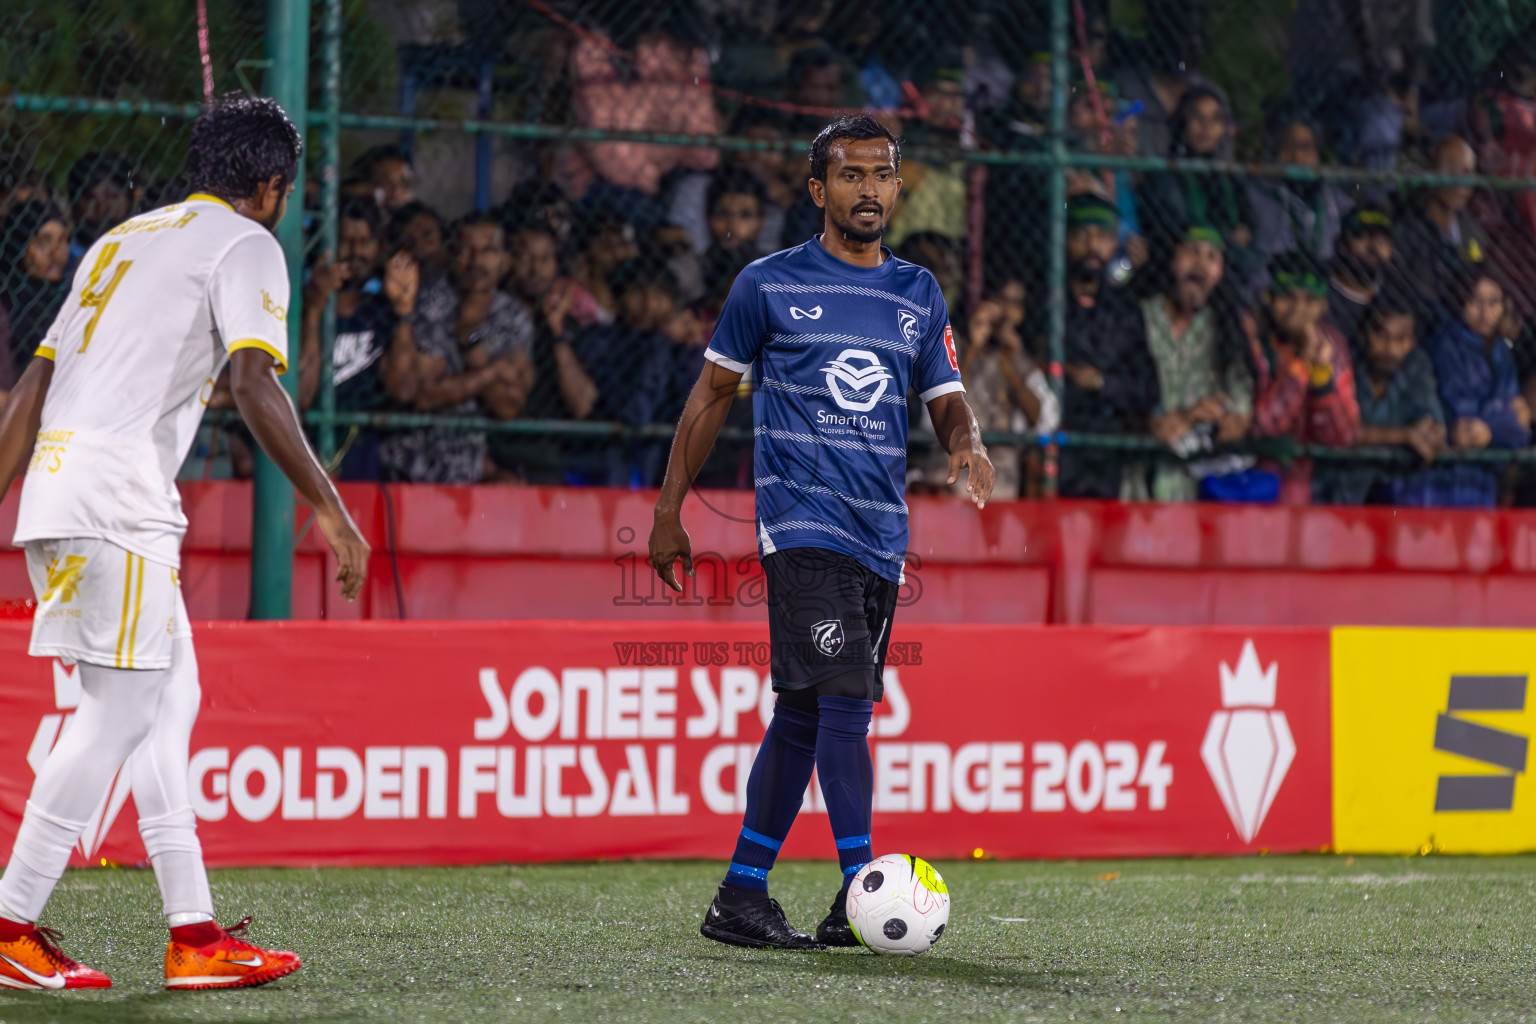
[0,540,175,989]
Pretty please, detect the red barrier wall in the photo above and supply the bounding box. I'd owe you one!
[6,482,1536,626]
[0,622,1331,867]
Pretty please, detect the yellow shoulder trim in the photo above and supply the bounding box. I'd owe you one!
[34,346,55,361]
[227,338,289,374]
[187,192,235,211]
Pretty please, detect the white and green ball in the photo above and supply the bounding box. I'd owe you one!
[845,853,950,955]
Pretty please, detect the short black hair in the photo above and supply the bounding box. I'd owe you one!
[1365,294,1416,335]
[706,169,767,216]
[339,196,383,238]
[385,200,446,250]
[0,199,67,270]
[184,93,302,203]
[1442,265,1503,312]
[609,255,679,302]
[67,152,136,203]
[352,144,411,180]
[506,217,558,245]
[808,113,901,183]
[452,210,506,249]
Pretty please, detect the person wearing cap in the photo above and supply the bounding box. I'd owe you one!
[1060,194,1160,499]
[884,60,968,250]
[1143,222,1254,502]
[1327,204,1397,360]
[1244,253,1361,504]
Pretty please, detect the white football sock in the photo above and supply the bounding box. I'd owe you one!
[130,639,215,924]
[0,663,165,922]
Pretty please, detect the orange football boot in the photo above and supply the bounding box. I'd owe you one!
[163,916,302,991]
[0,923,111,990]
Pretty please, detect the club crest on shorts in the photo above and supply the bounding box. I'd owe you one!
[812,619,845,656]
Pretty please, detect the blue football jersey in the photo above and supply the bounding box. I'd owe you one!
[703,236,964,582]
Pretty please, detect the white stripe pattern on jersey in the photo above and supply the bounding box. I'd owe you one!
[757,376,907,406]
[755,425,906,458]
[770,332,918,358]
[761,519,905,565]
[755,474,909,515]
[759,283,931,317]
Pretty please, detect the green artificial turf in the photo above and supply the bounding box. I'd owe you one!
[0,855,1531,1023]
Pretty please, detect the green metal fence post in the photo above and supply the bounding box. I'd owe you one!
[1043,0,1069,497]
[250,0,310,619]
[318,0,342,465]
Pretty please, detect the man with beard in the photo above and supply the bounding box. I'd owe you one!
[297,198,421,479]
[380,211,533,483]
[1144,224,1254,502]
[1059,195,1161,499]
[649,114,992,950]
[1326,205,1396,359]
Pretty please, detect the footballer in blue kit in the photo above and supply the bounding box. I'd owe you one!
[649,114,995,950]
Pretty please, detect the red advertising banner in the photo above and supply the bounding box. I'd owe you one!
[0,622,1331,867]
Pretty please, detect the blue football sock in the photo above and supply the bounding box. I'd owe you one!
[722,698,819,893]
[816,695,875,878]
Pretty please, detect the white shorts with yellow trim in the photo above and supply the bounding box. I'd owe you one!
[25,538,190,670]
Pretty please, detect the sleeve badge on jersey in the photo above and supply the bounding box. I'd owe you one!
[943,324,958,370]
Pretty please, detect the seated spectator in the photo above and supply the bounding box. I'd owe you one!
[1113,0,1230,159]
[1137,86,1258,294]
[1317,299,1446,505]
[570,204,637,323]
[701,169,768,308]
[352,145,416,214]
[1059,195,1160,499]
[567,27,719,201]
[886,61,968,249]
[1420,271,1532,506]
[0,200,70,388]
[380,213,534,484]
[298,198,421,479]
[1396,135,1489,320]
[957,279,1060,500]
[1244,254,1360,504]
[1144,225,1254,502]
[65,153,139,263]
[1248,116,1352,275]
[1326,205,1397,358]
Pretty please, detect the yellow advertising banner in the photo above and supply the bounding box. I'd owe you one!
[1333,628,1534,853]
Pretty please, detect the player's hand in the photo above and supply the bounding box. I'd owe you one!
[648,512,693,593]
[948,445,995,509]
[317,503,370,601]
[383,252,419,317]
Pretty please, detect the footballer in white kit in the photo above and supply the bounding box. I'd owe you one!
[0,95,369,991]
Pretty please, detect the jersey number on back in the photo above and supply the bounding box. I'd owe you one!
[78,243,134,353]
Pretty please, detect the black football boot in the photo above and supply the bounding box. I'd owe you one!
[700,890,825,950]
[815,876,859,947]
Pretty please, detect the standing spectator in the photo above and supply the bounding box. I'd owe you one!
[1317,298,1446,505]
[298,199,421,480]
[381,213,534,484]
[1395,135,1489,320]
[1248,117,1353,274]
[1244,254,1361,504]
[567,28,719,204]
[886,61,970,249]
[1326,205,1397,358]
[1114,0,1230,159]
[1144,225,1254,502]
[64,153,139,263]
[957,279,1059,500]
[1420,271,1533,505]
[1137,86,1257,293]
[0,201,70,388]
[1060,195,1160,499]
[352,145,417,215]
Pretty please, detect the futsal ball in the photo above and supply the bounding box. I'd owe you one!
[845,853,950,955]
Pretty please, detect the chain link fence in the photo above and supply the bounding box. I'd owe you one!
[7,0,1536,507]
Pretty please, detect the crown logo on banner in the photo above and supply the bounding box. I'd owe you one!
[1219,639,1278,708]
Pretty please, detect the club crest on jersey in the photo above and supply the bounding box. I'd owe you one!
[823,348,893,412]
[897,309,919,343]
[790,305,823,320]
[812,619,845,656]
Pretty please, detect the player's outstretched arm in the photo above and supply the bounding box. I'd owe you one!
[0,356,53,498]
[927,391,996,508]
[228,348,371,600]
[649,360,743,593]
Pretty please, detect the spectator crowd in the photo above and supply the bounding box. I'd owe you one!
[6,0,1536,507]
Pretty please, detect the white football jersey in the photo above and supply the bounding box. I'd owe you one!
[13,194,290,568]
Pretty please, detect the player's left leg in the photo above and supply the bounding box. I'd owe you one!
[131,631,302,991]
